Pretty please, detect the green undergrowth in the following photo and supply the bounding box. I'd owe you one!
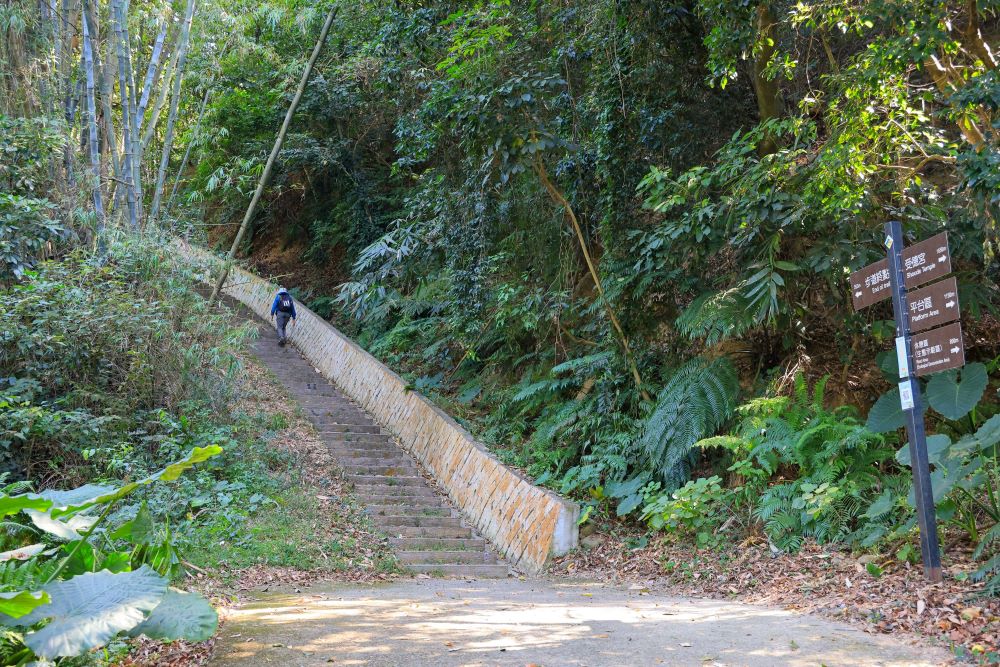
[181,411,399,583]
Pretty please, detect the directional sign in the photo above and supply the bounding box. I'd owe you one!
[902,232,952,289]
[907,277,960,333]
[849,232,952,310]
[911,321,965,376]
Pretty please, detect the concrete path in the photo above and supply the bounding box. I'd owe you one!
[212,578,948,667]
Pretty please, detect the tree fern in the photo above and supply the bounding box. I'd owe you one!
[638,356,739,490]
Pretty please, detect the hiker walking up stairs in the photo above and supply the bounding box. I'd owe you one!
[248,319,508,577]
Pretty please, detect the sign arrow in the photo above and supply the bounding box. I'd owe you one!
[938,255,947,263]
[951,346,961,354]
[945,300,955,308]
[855,291,862,298]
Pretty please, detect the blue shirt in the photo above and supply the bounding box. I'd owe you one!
[270,293,297,318]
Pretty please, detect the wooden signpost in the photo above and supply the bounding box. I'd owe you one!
[850,224,962,583]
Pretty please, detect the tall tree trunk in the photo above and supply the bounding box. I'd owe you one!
[209,6,339,305]
[751,2,782,156]
[150,0,196,224]
[112,0,138,228]
[82,0,105,248]
[534,156,650,402]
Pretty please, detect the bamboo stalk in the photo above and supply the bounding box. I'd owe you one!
[209,6,339,305]
[136,19,169,133]
[84,2,120,205]
[164,83,211,216]
[120,0,143,224]
[150,0,197,224]
[141,35,181,152]
[112,0,137,228]
[82,0,105,240]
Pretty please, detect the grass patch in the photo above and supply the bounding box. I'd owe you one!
[186,487,362,580]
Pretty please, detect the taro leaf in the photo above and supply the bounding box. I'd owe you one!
[128,589,217,641]
[895,434,951,467]
[0,494,52,517]
[976,414,1000,449]
[877,348,900,383]
[101,551,132,574]
[605,474,650,499]
[0,543,47,562]
[926,363,988,420]
[52,446,223,518]
[26,510,97,541]
[17,567,167,659]
[0,590,50,619]
[615,493,645,517]
[111,502,153,545]
[863,489,895,519]
[867,388,906,433]
[606,473,651,517]
[39,485,116,509]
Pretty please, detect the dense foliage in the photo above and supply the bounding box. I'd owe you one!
[2,0,1000,611]
[140,0,1000,561]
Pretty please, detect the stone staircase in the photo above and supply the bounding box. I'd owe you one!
[249,328,509,577]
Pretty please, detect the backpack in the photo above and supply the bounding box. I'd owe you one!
[277,294,293,313]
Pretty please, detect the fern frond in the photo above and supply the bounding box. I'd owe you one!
[676,288,755,345]
[639,356,739,490]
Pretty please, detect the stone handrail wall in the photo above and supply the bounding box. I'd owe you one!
[178,242,578,573]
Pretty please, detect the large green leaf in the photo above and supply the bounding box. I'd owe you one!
[52,446,223,518]
[39,485,116,509]
[976,414,1000,449]
[867,388,906,433]
[0,543,47,562]
[926,363,988,420]
[111,502,154,545]
[0,591,50,619]
[0,494,52,517]
[128,589,217,641]
[17,567,167,659]
[25,510,96,541]
[895,434,951,467]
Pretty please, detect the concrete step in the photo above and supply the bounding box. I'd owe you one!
[307,412,372,423]
[405,563,508,577]
[344,465,419,477]
[309,417,377,427]
[356,490,442,503]
[326,442,399,453]
[388,526,475,539]
[334,456,414,468]
[366,506,452,517]
[390,537,485,551]
[350,475,425,487]
[316,425,382,434]
[373,515,462,528]
[396,550,494,565]
[300,399,359,408]
[322,434,394,445]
